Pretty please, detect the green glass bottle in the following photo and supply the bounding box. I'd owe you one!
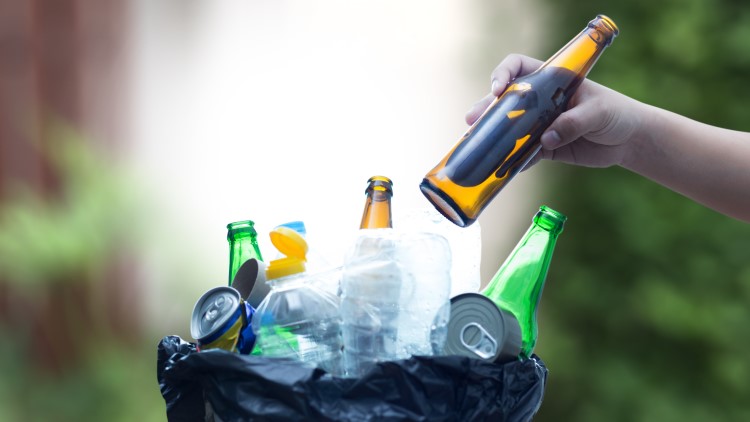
[227,220,264,286]
[481,205,566,358]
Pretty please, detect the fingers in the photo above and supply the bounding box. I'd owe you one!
[490,54,544,95]
[467,55,545,125]
[465,93,495,125]
[540,100,601,150]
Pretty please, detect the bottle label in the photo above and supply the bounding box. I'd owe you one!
[443,67,580,187]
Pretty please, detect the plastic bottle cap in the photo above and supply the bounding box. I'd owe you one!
[269,226,308,260]
[265,257,306,280]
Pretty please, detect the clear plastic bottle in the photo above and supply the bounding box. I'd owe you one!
[252,267,343,375]
[340,229,452,378]
[251,227,344,376]
[400,206,482,297]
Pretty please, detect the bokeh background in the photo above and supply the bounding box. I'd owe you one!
[1,0,749,421]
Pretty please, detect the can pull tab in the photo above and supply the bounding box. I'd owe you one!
[460,322,498,359]
[205,296,226,322]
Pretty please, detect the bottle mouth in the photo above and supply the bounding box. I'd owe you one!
[539,205,566,220]
[593,14,619,37]
[535,205,567,234]
[227,220,257,239]
[368,175,392,184]
[366,175,394,194]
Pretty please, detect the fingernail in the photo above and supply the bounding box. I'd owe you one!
[491,79,501,94]
[541,130,561,148]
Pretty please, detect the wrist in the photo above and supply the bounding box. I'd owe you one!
[619,100,657,171]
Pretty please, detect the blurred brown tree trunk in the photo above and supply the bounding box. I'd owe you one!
[0,0,136,375]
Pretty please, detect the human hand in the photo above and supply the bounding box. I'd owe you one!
[466,54,644,168]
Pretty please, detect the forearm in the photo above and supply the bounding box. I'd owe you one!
[622,102,750,222]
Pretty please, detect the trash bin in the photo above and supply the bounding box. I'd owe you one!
[157,335,548,422]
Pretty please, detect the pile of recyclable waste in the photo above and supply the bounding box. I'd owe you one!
[158,176,562,422]
[158,13,619,420]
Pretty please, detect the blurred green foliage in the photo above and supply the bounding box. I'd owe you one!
[0,124,127,290]
[0,124,163,421]
[0,331,164,422]
[510,1,750,421]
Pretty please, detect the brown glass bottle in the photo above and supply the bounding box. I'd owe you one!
[420,15,619,227]
[359,176,393,229]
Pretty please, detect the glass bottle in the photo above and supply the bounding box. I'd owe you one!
[227,220,264,286]
[360,176,393,229]
[420,15,618,227]
[481,205,567,358]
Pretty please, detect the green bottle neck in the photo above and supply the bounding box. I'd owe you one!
[227,220,258,241]
[227,220,263,285]
[482,224,562,305]
[533,205,566,235]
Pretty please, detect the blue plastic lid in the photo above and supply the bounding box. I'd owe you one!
[276,221,307,236]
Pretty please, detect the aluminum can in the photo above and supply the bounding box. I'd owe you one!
[443,292,521,363]
[191,286,256,353]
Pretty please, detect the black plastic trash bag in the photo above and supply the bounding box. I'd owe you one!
[157,335,548,422]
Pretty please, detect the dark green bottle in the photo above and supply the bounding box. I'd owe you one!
[227,220,264,286]
[481,205,566,358]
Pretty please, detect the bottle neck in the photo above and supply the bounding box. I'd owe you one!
[228,232,263,285]
[227,220,257,241]
[360,190,393,229]
[229,232,258,244]
[538,15,618,78]
[359,177,394,229]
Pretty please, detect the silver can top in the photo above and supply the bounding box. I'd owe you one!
[444,292,522,363]
[190,286,242,341]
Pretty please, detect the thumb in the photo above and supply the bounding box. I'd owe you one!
[540,101,600,150]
